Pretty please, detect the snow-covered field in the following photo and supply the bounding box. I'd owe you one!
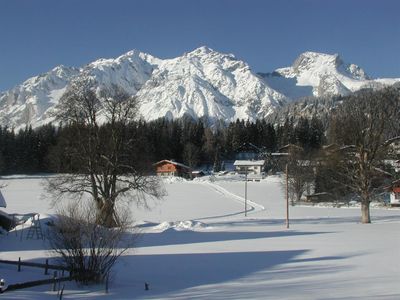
[1,174,400,299]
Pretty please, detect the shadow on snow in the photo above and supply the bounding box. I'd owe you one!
[136,229,330,248]
[113,250,351,299]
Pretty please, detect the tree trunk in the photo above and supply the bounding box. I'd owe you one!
[361,201,371,224]
[95,198,117,227]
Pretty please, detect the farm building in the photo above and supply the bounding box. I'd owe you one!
[235,142,263,160]
[153,160,191,178]
[0,190,6,208]
[233,160,265,180]
[0,190,12,231]
[390,184,400,207]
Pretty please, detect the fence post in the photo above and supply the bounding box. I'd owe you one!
[17,257,21,272]
[44,259,49,275]
[52,271,58,292]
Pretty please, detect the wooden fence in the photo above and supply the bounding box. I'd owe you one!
[0,258,69,274]
[0,258,72,294]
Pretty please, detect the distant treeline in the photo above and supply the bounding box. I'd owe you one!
[0,116,325,175]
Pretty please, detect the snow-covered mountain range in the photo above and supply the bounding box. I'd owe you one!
[0,47,399,129]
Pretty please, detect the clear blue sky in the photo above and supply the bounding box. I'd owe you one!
[0,0,399,91]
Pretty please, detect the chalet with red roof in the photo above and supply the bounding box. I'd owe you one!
[153,160,191,178]
[390,180,400,207]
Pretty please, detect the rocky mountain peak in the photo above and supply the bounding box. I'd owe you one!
[291,51,369,81]
[292,51,341,72]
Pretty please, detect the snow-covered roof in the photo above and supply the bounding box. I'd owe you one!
[270,152,289,156]
[153,159,191,169]
[233,160,265,166]
[0,190,6,208]
[192,170,205,174]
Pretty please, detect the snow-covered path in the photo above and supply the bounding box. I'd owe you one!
[186,180,266,222]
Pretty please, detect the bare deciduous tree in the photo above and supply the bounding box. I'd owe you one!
[284,146,315,204]
[47,76,165,227]
[47,201,134,284]
[327,87,400,223]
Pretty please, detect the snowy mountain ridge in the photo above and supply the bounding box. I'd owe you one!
[261,51,399,98]
[0,50,161,129]
[0,65,80,128]
[137,46,287,123]
[1,48,399,129]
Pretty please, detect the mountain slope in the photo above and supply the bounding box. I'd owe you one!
[137,46,287,122]
[260,51,400,98]
[0,50,161,129]
[0,65,79,128]
[81,49,161,94]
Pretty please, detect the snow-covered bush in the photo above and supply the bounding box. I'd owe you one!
[47,202,134,284]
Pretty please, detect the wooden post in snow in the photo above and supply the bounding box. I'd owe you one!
[245,167,248,217]
[17,257,21,272]
[286,163,289,229]
[44,259,49,275]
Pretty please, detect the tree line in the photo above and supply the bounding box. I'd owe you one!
[0,124,58,174]
[0,116,325,175]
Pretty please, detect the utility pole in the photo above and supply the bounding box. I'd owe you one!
[285,163,289,228]
[245,166,248,217]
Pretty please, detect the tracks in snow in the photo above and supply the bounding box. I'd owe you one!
[199,181,265,214]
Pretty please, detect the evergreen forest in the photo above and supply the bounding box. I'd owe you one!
[0,116,325,175]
